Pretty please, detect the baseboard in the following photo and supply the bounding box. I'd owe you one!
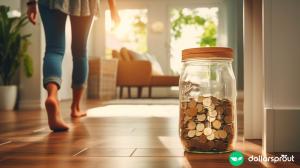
[18,99,42,110]
[264,108,300,152]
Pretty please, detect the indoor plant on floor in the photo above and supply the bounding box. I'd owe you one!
[0,6,33,110]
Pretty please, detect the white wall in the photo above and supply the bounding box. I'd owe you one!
[0,0,20,10]
[263,0,300,152]
[19,0,44,109]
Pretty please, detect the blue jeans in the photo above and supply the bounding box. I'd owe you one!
[39,4,94,89]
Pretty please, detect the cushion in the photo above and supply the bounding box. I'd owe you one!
[112,50,121,59]
[121,48,164,75]
[144,53,164,75]
[120,47,133,61]
[128,49,148,60]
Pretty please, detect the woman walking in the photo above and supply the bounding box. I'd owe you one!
[26,0,120,131]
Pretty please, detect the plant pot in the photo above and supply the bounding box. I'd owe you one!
[0,85,17,111]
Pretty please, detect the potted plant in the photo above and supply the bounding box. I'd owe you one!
[0,6,33,110]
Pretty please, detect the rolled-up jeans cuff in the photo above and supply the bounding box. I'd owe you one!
[43,77,62,89]
[71,83,87,90]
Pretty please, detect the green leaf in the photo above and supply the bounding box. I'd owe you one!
[170,8,217,47]
[0,5,33,85]
[23,53,33,77]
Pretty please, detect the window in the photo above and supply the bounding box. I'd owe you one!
[170,7,219,74]
[105,9,148,58]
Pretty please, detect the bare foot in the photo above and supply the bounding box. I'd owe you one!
[45,97,69,132]
[71,104,87,118]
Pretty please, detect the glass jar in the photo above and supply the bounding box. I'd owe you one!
[179,47,237,153]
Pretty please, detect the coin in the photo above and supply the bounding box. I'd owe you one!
[207,140,215,150]
[218,130,228,139]
[208,110,218,117]
[190,137,201,147]
[197,114,206,122]
[207,133,215,141]
[223,124,233,135]
[181,102,188,109]
[196,103,204,113]
[196,123,205,131]
[188,99,197,108]
[196,142,207,151]
[212,120,222,129]
[207,104,216,112]
[203,108,209,114]
[215,140,227,150]
[184,116,192,124]
[224,115,233,124]
[204,121,209,128]
[188,130,196,138]
[225,106,232,116]
[203,127,213,136]
[198,96,205,102]
[203,97,212,107]
[217,114,223,120]
[207,116,216,122]
[223,100,233,114]
[214,129,220,139]
[187,121,196,130]
[196,131,203,136]
[199,134,207,143]
[216,105,224,115]
[211,96,218,104]
[181,129,189,138]
[186,107,197,117]
[180,97,235,152]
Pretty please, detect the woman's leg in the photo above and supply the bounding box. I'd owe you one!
[69,15,94,117]
[39,4,69,131]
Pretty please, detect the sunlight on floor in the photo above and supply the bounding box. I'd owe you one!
[87,105,179,118]
[158,136,183,149]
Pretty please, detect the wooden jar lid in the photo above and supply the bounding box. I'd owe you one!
[182,47,233,60]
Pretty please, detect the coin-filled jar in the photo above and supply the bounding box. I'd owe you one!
[179,47,237,153]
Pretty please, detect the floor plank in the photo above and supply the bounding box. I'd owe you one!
[78,148,135,157]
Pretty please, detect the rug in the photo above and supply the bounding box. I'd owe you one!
[102,98,179,105]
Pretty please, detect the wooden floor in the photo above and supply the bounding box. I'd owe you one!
[0,99,299,168]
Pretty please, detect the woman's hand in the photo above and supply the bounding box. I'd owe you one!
[111,10,120,26]
[27,4,37,25]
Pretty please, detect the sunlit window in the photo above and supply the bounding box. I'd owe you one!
[105,9,148,58]
[170,7,219,74]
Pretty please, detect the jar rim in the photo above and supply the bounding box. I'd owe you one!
[182,47,233,60]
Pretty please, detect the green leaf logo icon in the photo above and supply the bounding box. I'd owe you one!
[229,151,244,166]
